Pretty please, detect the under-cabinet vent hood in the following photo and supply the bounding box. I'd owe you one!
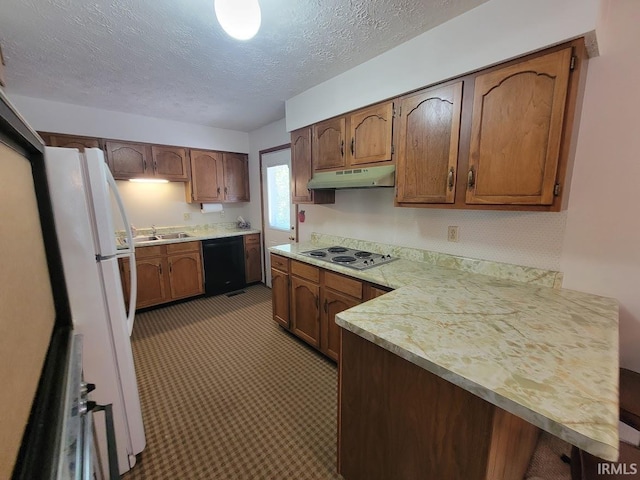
[307,165,395,190]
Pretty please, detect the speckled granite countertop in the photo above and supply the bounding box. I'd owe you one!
[270,238,619,462]
[117,225,260,249]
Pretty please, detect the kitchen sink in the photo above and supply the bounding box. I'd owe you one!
[156,232,192,239]
[132,235,159,243]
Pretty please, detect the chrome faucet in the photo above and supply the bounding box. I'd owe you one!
[151,224,157,236]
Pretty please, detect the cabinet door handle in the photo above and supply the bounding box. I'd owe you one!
[467,168,475,188]
[350,138,355,155]
[169,262,172,273]
[315,296,319,310]
[448,167,455,191]
[143,159,147,171]
[154,161,158,172]
[324,299,328,313]
[340,140,344,157]
[224,187,228,194]
[217,187,220,194]
[159,263,162,275]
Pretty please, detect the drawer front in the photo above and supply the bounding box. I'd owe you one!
[291,259,320,283]
[244,233,260,245]
[325,271,363,299]
[166,241,200,254]
[270,254,289,273]
[135,245,165,258]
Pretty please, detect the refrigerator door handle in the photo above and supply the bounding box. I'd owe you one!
[105,169,138,334]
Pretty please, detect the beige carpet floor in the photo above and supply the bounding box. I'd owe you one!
[122,284,571,480]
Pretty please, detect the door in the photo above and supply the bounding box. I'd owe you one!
[313,117,346,170]
[271,268,290,328]
[291,276,320,348]
[466,47,572,205]
[348,102,394,166]
[190,150,224,202]
[105,141,152,180]
[168,253,204,299]
[396,82,463,204]
[136,258,167,308]
[151,146,189,181]
[322,289,360,362]
[261,147,295,287]
[291,128,313,203]
[222,153,250,201]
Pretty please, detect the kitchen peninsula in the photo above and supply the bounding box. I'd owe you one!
[270,234,619,480]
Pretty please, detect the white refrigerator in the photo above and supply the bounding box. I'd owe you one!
[43,147,144,477]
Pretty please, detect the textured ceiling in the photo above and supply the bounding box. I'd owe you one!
[0,0,488,132]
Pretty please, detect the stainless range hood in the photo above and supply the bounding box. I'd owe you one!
[307,165,395,190]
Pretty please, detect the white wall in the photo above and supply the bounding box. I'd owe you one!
[111,181,250,231]
[8,94,249,153]
[286,0,600,130]
[560,0,640,371]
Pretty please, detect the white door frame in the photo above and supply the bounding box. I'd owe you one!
[259,144,297,287]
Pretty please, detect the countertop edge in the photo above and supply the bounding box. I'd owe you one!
[123,229,261,248]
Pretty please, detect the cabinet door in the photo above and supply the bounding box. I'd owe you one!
[322,289,360,362]
[119,257,131,310]
[152,146,189,181]
[136,257,167,308]
[271,268,290,329]
[244,234,262,284]
[167,252,204,300]
[222,153,250,202]
[291,127,313,203]
[291,127,336,205]
[313,117,346,171]
[396,82,463,204]
[348,102,394,166]
[290,276,320,347]
[106,141,152,180]
[189,150,224,203]
[467,48,572,205]
[48,134,101,152]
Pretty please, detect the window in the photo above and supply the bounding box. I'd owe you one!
[267,164,291,231]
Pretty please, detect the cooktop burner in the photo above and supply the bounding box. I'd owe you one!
[300,246,398,270]
[332,255,357,263]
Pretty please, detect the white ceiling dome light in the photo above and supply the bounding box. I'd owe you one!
[214,0,262,41]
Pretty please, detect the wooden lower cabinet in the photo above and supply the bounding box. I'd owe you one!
[136,257,168,308]
[321,289,359,361]
[244,233,262,284]
[270,254,390,362]
[119,241,203,310]
[167,252,203,300]
[290,275,321,348]
[339,330,540,480]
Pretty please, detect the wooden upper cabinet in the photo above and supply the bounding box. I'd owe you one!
[291,127,335,205]
[222,153,250,202]
[313,117,346,171]
[151,146,189,181]
[42,133,102,152]
[466,47,573,206]
[396,82,463,204]
[348,101,394,166]
[291,127,313,203]
[105,141,153,180]
[187,150,223,203]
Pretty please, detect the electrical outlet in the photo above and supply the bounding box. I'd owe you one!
[447,226,459,243]
[220,209,225,218]
[183,212,191,221]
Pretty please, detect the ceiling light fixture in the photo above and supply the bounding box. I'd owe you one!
[214,0,261,41]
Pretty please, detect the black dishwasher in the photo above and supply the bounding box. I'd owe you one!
[202,236,246,296]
